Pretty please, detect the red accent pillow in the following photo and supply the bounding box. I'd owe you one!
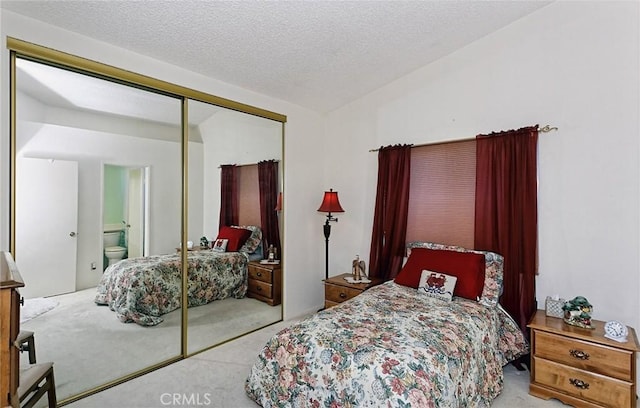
[395,247,485,301]
[216,226,251,252]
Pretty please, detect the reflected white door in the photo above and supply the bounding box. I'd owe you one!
[126,167,147,258]
[16,157,78,298]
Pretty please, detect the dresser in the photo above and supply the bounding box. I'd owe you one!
[324,273,383,309]
[528,310,640,408]
[247,261,281,306]
[1,252,24,408]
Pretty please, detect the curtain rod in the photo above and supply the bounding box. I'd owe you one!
[218,159,280,168]
[368,124,558,152]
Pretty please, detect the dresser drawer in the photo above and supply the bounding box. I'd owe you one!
[248,266,273,284]
[533,357,633,407]
[325,284,361,304]
[248,279,273,298]
[534,330,633,381]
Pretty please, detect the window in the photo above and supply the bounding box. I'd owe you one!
[406,140,476,248]
[237,164,261,227]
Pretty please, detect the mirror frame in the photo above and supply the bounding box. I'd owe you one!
[7,37,286,404]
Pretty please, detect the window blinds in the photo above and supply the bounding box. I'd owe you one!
[406,140,476,249]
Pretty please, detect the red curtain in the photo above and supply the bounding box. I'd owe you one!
[474,126,538,334]
[219,164,238,229]
[368,144,412,280]
[258,160,281,255]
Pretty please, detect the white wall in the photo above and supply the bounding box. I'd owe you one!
[199,107,282,241]
[326,0,640,336]
[1,10,326,319]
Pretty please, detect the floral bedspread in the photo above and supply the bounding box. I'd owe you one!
[245,281,528,407]
[95,250,248,326]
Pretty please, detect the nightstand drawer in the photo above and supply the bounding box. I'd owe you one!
[535,330,633,381]
[325,284,361,304]
[533,357,633,407]
[247,261,281,306]
[248,279,273,298]
[248,266,273,284]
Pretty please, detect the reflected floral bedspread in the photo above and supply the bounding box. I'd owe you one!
[246,281,528,407]
[95,251,248,326]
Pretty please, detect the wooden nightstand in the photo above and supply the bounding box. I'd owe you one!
[324,273,383,309]
[247,261,281,306]
[528,310,640,408]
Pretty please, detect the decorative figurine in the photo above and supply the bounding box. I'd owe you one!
[267,244,278,262]
[352,255,366,281]
[562,296,594,329]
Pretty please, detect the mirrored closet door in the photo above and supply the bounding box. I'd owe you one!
[9,39,285,404]
[13,56,184,401]
[185,100,283,355]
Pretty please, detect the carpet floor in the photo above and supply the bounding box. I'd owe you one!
[19,287,282,403]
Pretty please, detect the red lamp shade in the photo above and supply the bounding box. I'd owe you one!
[317,189,345,213]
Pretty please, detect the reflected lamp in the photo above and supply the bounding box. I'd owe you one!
[274,192,283,212]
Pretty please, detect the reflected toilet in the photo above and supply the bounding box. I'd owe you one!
[103,230,126,266]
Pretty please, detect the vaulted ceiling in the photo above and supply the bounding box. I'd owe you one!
[1,1,552,113]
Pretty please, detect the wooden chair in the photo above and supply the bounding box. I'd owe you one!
[18,362,56,408]
[16,331,36,364]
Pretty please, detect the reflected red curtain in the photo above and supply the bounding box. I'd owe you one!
[369,144,412,280]
[258,160,281,255]
[474,126,538,334]
[219,164,238,229]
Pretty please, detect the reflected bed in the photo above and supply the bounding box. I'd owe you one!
[95,226,263,326]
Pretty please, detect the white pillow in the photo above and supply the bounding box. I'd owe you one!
[212,238,228,252]
[417,270,457,302]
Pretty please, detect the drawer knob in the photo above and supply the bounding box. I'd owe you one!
[569,378,589,390]
[339,292,347,299]
[257,272,262,277]
[257,286,262,291]
[569,349,590,360]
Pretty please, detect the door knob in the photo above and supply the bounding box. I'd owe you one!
[69,232,77,237]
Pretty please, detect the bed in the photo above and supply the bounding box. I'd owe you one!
[245,243,529,407]
[95,225,263,326]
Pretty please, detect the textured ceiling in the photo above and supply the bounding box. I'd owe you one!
[1,1,551,113]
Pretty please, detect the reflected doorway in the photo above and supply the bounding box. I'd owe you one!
[103,164,149,270]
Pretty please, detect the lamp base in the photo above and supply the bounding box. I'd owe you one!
[324,218,332,280]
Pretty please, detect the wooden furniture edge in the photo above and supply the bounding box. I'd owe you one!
[529,383,604,408]
[0,252,24,290]
[528,310,640,353]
